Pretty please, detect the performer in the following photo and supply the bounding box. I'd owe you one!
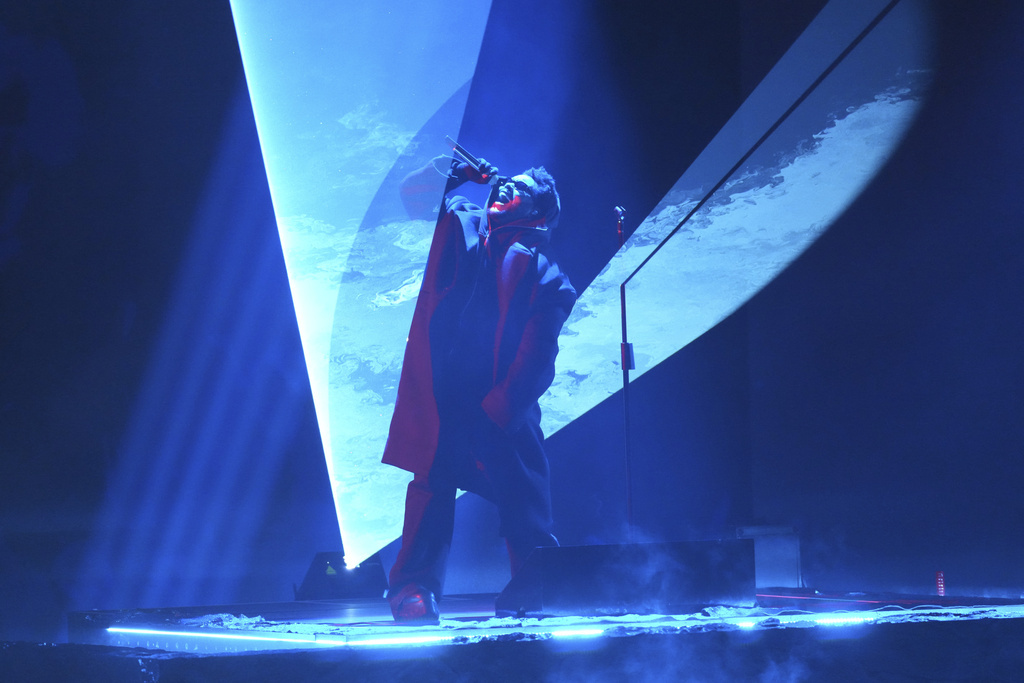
[382,153,576,623]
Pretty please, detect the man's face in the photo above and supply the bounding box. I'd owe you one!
[488,174,539,226]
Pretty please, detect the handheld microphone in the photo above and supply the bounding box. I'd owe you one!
[615,206,627,247]
[445,135,500,185]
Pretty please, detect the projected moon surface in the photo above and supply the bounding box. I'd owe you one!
[232,1,932,567]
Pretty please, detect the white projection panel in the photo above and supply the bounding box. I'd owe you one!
[545,0,932,436]
[231,1,492,566]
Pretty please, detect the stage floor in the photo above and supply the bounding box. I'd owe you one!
[66,590,1024,655]
[1,590,1019,681]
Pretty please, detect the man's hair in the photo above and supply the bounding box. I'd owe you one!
[524,166,560,229]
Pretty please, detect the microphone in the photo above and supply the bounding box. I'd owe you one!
[614,206,627,247]
[445,135,500,185]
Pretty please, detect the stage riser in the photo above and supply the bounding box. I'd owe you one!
[496,540,755,617]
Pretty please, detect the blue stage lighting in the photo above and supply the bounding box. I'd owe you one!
[346,634,455,647]
[812,615,875,626]
[107,626,338,647]
[550,628,606,638]
[71,83,326,612]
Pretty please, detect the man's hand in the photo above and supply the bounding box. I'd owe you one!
[452,158,499,185]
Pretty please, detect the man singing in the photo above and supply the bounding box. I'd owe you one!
[382,153,576,623]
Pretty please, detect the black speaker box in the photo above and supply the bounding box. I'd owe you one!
[495,540,754,617]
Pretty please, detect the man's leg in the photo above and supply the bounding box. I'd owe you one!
[483,421,558,575]
[387,473,456,622]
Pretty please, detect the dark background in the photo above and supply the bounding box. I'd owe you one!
[2,0,1021,644]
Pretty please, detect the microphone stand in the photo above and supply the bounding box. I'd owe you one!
[615,206,635,539]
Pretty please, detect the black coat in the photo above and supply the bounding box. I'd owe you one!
[382,195,576,477]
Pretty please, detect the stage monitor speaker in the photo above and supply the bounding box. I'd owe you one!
[294,551,388,601]
[495,540,754,617]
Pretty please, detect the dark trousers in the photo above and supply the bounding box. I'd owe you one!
[388,418,557,599]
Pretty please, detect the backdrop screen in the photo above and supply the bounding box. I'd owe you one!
[230,0,931,567]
